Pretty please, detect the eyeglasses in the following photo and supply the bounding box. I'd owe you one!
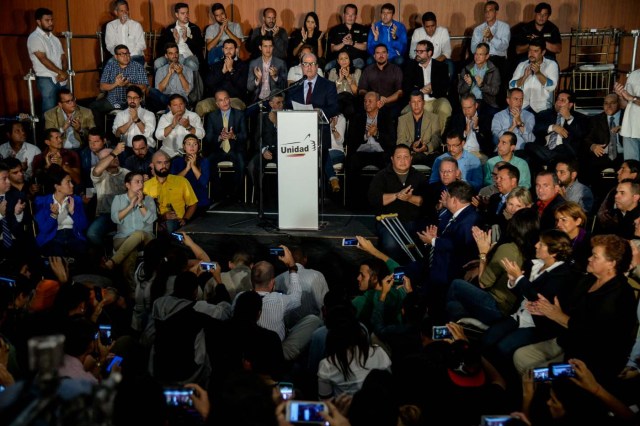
[301,62,317,67]
[126,96,141,101]
[414,49,427,53]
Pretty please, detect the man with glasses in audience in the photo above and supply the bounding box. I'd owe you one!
[112,86,156,149]
[44,88,96,150]
[430,131,483,191]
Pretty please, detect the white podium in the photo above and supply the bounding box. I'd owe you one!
[277,111,320,230]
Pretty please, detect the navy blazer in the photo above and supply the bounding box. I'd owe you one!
[430,205,480,287]
[444,111,494,154]
[203,108,248,157]
[34,194,88,248]
[286,76,339,154]
[403,59,450,100]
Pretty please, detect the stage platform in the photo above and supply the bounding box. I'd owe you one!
[180,200,378,288]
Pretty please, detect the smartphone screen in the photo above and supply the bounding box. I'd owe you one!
[550,363,576,379]
[287,401,327,423]
[163,388,194,408]
[532,367,550,382]
[269,247,284,256]
[171,232,184,243]
[432,326,452,340]
[99,324,112,345]
[200,262,216,272]
[278,382,294,401]
[342,238,358,246]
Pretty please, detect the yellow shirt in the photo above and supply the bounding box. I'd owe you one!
[143,174,198,218]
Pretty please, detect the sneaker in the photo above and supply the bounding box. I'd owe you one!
[456,317,489,331]
[330,179,340,193]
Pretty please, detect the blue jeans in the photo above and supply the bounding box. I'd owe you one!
[87,213,116,247]
[325,149,344,182]
[154,55,199,72]
[446,279,504,325]
[623,137,640,161]
[482,317,539,360]
[36,77,66,114]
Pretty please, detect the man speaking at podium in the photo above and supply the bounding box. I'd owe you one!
[287,53,339,190]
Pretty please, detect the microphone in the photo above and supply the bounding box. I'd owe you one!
[293,75,308,87]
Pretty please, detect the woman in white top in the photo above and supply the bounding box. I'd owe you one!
[318,307,391,398]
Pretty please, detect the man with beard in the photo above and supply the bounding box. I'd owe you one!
[144,150,198,232]
[358,44,403,116]
[203,39,248,108]
[555,159,593,212]
[247,36,287,102]
[124,135,154,181]
[156,94,204,158]
[247,7,288,60]
[204,3,243,65]
[27,8,67,113]
[403,39,452,133]
[147,42,193,112]
[513,2,562,62]
[154,2,203,72]
[113,86,156,149]
[509,38,559,115]
[87,141,129,247]
[44,89,96,149]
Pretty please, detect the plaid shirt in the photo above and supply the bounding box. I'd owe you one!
[100,61,148,108]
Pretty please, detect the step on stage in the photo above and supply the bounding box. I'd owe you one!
[180,200,378,286]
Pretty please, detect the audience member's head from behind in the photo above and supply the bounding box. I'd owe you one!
[588,234,632,278]
[251,261,275,292]
[555,201,587,240]
[445,180,474,211]
[63,318,98,360]
[325,305,370,381]
[233,290,262,322]
[357,258,389,292]
[504,207,540,259]
[349,369,399,426]
[172,271,199,300]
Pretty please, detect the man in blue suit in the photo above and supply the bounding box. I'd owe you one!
[286,53,340,190]
[204,89,248,201]
[418,180,479,319]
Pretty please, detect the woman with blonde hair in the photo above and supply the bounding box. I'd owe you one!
[555,201,589,271]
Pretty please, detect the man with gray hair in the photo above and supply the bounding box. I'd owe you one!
[87,140,129,247]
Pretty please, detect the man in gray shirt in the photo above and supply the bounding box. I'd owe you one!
[148,42,193,112]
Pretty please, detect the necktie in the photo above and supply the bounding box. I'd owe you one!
[608,116,618,161]
[547,114,562,150]
[0,196,12,249]
[221,112,230,153]
[305,82,313,105]
[496,194,507,214]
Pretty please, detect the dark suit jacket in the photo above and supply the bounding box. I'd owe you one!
[403,59,450,101]
[347,109,396,155]
[533,109,589,156]
[536,194,565,231]
[203,108,248,157]
[510,262,574,340]
[581,111,624,170]
[445,111,494,154]
[156,22,204,65]
[286,76,339,155]
[431,205,480,287]
[205,58,249,102]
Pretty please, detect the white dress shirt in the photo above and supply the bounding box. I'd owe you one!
[509,58,559,113]
[0,142,41,179]
[409,26,452,60]
[621,69,640,138]
[105,18,146,57]
[155,110,204,158]
[471,20,510,57]
[112,107,156,148]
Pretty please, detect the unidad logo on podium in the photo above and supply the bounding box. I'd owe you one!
[280,133,317,158]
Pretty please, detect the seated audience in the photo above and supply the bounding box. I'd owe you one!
[430,131,483,191]
[169,134,210,216]
[327,49,361,118]
[555,158,594,213]
[458,42,500,114]
[396,91,441,167]
[484,131,531,189]
[0,121,41,180]
[554,201,590,272]
[44,88,96,149]
[147,42,193,112]
[288,12,324,67]
[112,86,156,149]
[491,88,535,150]
[154,2,203,72]
[204,3,243,66]
[156,94,204,159]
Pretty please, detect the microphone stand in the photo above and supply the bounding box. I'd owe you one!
[230,77,308,229]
